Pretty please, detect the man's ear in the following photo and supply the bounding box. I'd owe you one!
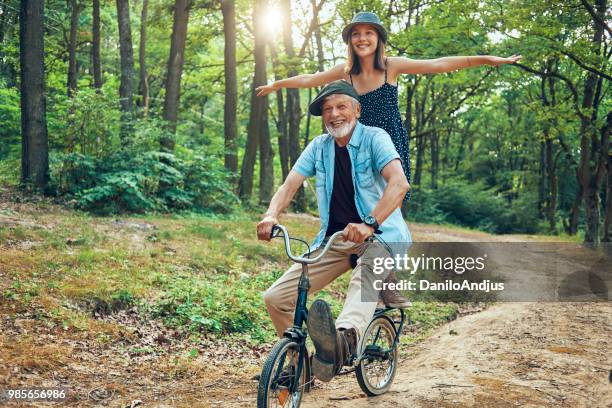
[356,104,361,119]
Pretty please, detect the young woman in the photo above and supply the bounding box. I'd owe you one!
[257,11,521,198]
[257,12,520,308]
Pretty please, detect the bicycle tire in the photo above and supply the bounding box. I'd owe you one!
[355,315,398,396]
[257,338,307,408]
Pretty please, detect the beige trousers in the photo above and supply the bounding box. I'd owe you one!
[263,239,391,342]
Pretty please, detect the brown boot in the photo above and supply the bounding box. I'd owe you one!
[377,270,412,309]
[308,299,340,382]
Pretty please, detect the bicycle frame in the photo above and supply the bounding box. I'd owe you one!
[268,224,404,395]
[269,225,345,395]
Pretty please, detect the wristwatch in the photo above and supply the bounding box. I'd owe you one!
[364,215,379,231]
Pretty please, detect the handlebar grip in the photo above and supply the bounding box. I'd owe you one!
[270,224,281,239]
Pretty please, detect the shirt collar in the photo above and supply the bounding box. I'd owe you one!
[347,121,364,149]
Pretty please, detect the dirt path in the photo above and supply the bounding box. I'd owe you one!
[302,302,611,408]
[2,202,610,407]
[222,223,612,407]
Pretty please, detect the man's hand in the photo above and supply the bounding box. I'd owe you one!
[342,223,374,244]
[257,215,279,241]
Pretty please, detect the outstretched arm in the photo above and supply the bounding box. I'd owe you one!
[390,54,521,75]
[257,170,306,241]
[256,64,346,96]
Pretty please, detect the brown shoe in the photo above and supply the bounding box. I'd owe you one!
[378,271,412,309]
[308,299,340,382]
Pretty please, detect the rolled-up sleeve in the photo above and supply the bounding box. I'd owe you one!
[292,137,318,177]
[371,129,400,174]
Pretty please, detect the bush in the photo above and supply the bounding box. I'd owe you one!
[0,84,20,160]
[408,179,541,234]
[50,150,238,214]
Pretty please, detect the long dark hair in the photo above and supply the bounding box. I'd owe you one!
[345,33,386,75]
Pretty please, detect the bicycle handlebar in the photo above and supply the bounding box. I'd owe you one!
[271,224,346,264]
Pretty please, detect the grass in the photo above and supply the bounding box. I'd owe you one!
[0,197,475,390]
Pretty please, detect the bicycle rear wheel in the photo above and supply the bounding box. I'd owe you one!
[257,338,308,408]
[355,315,398,396]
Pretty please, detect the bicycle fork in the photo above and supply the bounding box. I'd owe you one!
[282,264,311,396]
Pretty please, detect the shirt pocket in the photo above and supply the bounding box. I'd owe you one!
[354,159,375,188]
[315,160,326,187]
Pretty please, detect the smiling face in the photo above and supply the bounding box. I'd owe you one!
[350,24,379,58]
[321,94,361,141]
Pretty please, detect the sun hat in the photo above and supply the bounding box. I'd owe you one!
[308,80,360,116]
[341,12,388,44]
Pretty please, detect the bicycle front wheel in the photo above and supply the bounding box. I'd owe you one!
[355,315,398,396]
[257,338,308,408]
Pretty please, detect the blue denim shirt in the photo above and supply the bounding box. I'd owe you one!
[292,122,412,254]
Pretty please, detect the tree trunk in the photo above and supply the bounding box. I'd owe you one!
[116,0,135,143]
[221,0,238,174]
[259,99,274,205]
[568,187,582,235]
[312,0,324,73]
[92,0,102,90]
[20,0,49,188]
[161,0,191,151]
[546,73,559,234]
[430,129,438,189]
[138,0,149,115]
[270,43,289,180]
[239,0,269,201]
[257,0,273,205]
[577,0,606,244]
[598,110,611,241]
[413,95,423,186]
[281,0,304,211]
[546,138,557,233]
[604,144,612,242]
[67,0,80,97]
[401,78,415,217]
[539,140,546,216]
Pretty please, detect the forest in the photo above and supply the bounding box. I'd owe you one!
[2,0,610,243]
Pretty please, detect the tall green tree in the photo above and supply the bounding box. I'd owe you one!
[161,0,192,151]
[92,0,102,90]
[239,0,272,202]
[221,0,238,174]
[116,0,135,143]
[19,0,49,188]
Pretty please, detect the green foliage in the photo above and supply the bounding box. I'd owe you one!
[150,271,275,336]
[409,180,540,234]
[50,150,239,214]
[0,83,20,160]
[47,86,121,154]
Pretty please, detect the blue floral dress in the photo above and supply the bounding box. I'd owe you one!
[349,68,411,201]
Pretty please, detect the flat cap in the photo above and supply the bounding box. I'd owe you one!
[308,80,360,116]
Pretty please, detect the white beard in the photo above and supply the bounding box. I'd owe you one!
[326,119,356,139]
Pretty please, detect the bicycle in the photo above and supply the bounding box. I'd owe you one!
[257,224,407,408]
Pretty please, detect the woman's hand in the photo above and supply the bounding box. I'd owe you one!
[256,83,279,96]
[487,54,522,66]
